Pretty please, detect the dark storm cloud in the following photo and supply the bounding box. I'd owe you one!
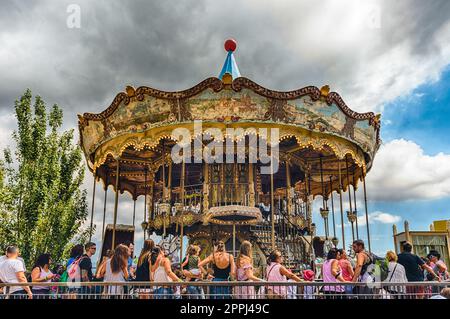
[1,0,450,125]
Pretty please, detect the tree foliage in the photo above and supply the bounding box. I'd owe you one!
[0,89,89,268]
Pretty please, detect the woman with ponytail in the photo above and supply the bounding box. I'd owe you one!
[199,240,236,299]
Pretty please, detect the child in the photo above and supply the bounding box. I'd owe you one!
[182,245,205,299]
[182,245,203,279]
[302,269,316,299]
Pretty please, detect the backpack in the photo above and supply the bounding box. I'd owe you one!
[67,256,85,281]
[364,253,389,281]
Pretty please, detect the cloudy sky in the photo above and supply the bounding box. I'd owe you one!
[1,0,450,258]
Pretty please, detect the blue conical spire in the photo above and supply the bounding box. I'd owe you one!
[219,39,241,80]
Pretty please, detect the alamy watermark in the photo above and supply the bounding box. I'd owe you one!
[66,4,81,29]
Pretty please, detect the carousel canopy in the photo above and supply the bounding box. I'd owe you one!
[78,40,381,200]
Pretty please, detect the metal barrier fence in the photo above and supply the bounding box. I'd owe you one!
[1,281,449,300]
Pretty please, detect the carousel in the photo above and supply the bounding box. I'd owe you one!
[78,39,381,272]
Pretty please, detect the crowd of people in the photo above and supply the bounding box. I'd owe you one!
[0,239,449,299]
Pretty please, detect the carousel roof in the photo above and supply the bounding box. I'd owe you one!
[78,39,381,198]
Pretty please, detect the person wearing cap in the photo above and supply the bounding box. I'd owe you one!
[427,250,449,281]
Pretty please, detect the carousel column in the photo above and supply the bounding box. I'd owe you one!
[305,167,313,233]
[319,157,329,239]
[149,172,155,220]
[143,167,148,240]
[132,196,136,228]
[179,156,186,263]
[248,163,255,207]
[345,157,355,243]
[329,176,337,239]
[101,167,109,240]
[111,159,120,250]
[362,166,372,253]
[353,172,360,239]
[270,153,275,250]
[233,222,236,257]
[338,161,346,251]
[162,142,167,239]
[285,158,292,215]
[202,163,210,212]
[88,169,97,243]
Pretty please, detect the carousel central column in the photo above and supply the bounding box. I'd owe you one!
[112,159,120,250]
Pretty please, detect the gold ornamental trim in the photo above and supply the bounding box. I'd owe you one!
[91,122,367,171]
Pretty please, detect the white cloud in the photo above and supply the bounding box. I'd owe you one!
[357,211,402,226]
[368,139,450,201]
[337,211,401,228]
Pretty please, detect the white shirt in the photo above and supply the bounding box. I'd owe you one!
[0,255,26,269]
[384,261,408,293]
[0,257,26,294]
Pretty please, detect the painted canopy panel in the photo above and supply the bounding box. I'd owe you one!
[78,77,380,169]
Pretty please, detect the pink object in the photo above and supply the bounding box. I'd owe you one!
[224,39,237,52]
[303,269,315,281]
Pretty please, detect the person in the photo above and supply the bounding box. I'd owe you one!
[337,249,354,295]
[80,242,96,281]
[302,269,316,299]
[67,244,84,269]
[351,239,375,297]
[234,241,263,299]
[124,241,136,280]
[135,240,155,299]
[182,244,206,299]
[63,244,84,298]
[79,242,96,298]
[429,287,450,299]
[198,240,236,299]
[383,251,408,297]
[97,244,129,298]
[265,249,302,299]
[0,245,32,299]
[30,253,56,299]
[427,250,449,280]
[150,246,182,299]
[322,248,346,299]
[397,242,439,299]
[95,249,113,281]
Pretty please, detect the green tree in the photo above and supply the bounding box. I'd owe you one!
[0,89,90,268]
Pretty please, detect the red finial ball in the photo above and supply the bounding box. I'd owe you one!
[224,39,237,52]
